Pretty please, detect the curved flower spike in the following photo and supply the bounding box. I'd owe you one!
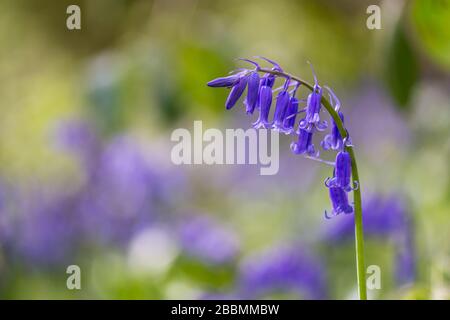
[254,56,283,71]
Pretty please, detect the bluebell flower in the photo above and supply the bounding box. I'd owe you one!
[262,73,276,88]
[272,79,291,132]
[325,151,354,192]
[225,76,248,110]
[325,186,353,219]
[208,69,250,110]
[283,83,301,134]
[321,111,345,150]
[207,72,245,88]
[252,81,273,129]
[245,71,260,114]
[238,245,327,299]
[290,128,315,155]
[298,66,327,132]
[283,96,299,134]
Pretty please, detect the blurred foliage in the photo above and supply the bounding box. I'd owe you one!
[385,21,418,108]
[410,0,450,71]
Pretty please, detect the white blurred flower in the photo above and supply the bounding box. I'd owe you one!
[127,226,178,276]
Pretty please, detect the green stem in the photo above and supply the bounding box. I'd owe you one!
[259,68,368,300]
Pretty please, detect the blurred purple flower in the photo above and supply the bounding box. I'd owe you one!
[179,215,239,265]
[324,194,417,285]
[0,181,15,248]
[324,195,407,241]
[345,83,411,157]
[394,215,416,286]
[238,245,327,299]
[53,119,100,173]
[76,135,187,247]
[77,136,159,245]
[9,192,80,267]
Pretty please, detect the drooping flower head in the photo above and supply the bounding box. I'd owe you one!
[207,57,354,220]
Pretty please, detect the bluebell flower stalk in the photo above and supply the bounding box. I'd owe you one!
[208,58,367,299]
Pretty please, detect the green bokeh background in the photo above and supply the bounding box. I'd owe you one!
[0,0,449,299]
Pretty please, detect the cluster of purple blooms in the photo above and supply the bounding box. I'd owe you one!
[208,57,356,218]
